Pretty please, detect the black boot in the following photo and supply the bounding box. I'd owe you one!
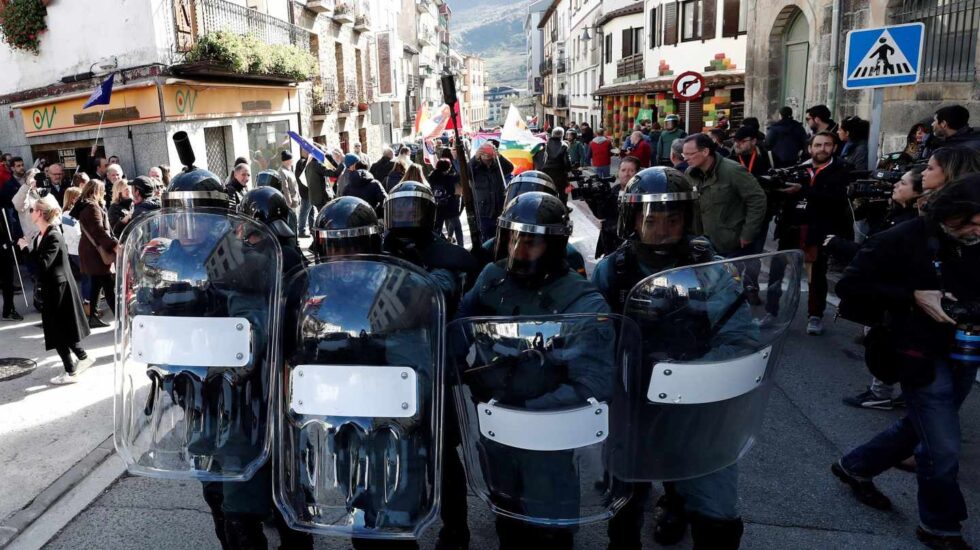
[223,514,268,550]
[652,485,688,546]
[88,315,109,328]
[689,513,744,550]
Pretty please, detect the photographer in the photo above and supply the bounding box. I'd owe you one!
[780,131,853,335]
[731,126,775,247]
[592,156,640,259]
[832,176,980,550]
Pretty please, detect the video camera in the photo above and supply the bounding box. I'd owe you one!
[569,168,617,203]
[759,164,809,191]
[848,152,925,202]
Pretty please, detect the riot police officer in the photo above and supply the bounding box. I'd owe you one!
[476,170,587,277]
[239,186,306,276]
[457,191,612,549]
[593,166,743,549]
[310,195,383,260]
[381,180,479,549]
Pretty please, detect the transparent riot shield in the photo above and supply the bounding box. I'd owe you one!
[446,314,641,526]
[611,250,804,482]
[114,208,284,481]
[275,256,445,540]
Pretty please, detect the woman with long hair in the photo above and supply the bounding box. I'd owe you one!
[399,162,428,187]
[16,195,93,384]
[385,157,410,192]
[107,179,134,238]
[904,122,931,159]
[920,146,980,209]
[838,116,870,169]
[70,179,118,328]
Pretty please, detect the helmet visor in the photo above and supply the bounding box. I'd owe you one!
[497,228,566,277]
[618,202,689,246]
[313,226,380,259]
[384,191,434,230]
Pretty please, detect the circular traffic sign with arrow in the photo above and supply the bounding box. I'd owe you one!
[672,71,706,102]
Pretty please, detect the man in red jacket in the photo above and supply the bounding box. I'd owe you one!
[589,128,613,178]
[624,131,653,168]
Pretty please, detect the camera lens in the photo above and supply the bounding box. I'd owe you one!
[951,328,980,366]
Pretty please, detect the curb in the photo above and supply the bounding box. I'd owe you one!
[0,435,123,549]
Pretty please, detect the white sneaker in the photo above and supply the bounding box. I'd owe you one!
[50,372,78,385]
[806,316,824,335]
[75,356,95,374]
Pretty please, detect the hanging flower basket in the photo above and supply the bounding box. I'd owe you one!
[0,0,48,55]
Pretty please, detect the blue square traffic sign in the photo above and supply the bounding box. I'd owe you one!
[843,23,925,90]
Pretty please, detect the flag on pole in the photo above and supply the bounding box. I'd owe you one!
[412,104,429,136]
[287,131,326,164]
[82,73,115,109]
[499,105,544,175]
[419,104,452,139]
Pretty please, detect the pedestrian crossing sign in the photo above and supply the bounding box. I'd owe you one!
[843,23,924,89]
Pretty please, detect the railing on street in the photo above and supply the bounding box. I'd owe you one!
[173,0,311,51]
[616,53,644,79]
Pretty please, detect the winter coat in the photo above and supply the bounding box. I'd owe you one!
[542,138,572,195]
[12,180,40,244]
[225,180,247,211]
[568,141,586,167]
[430,169,461,218]
[840,140,869,170]
[131,197,161,226]
[766,118,808,168]
[29,225,90,350]
[369,157,395,183]
[72,199,117,276]
[825,203,918,264]
[308,155,341,208]
[627,138,653,168]
[939,126,980,152]
[107,198,134,238]
[340,169,388,217]
[656,128,688,162]
[686,153,767,255]
[836,217,979,386]
[294,158,310,200]
[278,167,301,209]
[469,156,514,220]
[589,137,613,167]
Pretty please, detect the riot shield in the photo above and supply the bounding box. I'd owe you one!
[275,256,445,540]
[447,314,641,526]
[113,208,284,481]
[612,250,804,481]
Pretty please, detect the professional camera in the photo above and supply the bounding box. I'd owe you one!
[848,180,894,201]
[569,168,617,203]
[759,164,809,191]
[942,299,980,328]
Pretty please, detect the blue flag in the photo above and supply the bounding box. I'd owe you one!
[83,73,115,109]
[286,131,326,164]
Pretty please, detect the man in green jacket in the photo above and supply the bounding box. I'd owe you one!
[682,133,767,257]
[656,114,688,165]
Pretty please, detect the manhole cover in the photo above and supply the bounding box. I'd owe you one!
[0,358,37,382]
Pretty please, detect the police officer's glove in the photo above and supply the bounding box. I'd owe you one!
[688,236,718,264]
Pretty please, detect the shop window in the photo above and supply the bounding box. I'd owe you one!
[246,120,290,174]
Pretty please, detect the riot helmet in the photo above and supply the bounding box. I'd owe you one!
[384,181,436,238]
[313,196,382,259]
[494,191,572,280]
[255,170,283,193]
[239,186,294,239]
[162,166,227,210]
[503,170,557,204]
[618,166,698,251]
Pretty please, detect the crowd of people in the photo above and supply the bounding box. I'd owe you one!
[1,98,979,549]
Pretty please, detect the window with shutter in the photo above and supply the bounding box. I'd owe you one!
[605,33,612,63]
[622,28,633,58]
[722,0,740,37]
[681,0,702,41]
[664,2,678,45]
[650,9,657,48]
[702,0,717,39]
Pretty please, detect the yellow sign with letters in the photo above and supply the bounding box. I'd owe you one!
[21,85,162,137]
[162,84,298,120]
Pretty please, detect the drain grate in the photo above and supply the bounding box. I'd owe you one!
[0,358,37,382]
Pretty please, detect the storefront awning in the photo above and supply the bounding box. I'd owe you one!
[595,72,744,97]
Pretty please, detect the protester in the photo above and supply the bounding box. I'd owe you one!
[683,133,767,258]
[589,128,614,178]
[579,123,595,165]
[567,130,585,168]
[104,164,123,204]
[13,168,42,246]
[72,172,90,188]
[71,180,118,328]
[129,176,161,225]
[107,179,134,238]
[369,147,396,183]
[839,116,871,169]
[767,106,809,167]
[225,163,250,210]
[627,130,654,168]
[657,115,687,165]
[931,104,980,151]
[833,177,980,550]
[669,139,688,171]
[385,157,410,192]
[0,177,22,320]
[541,127,572,202]
[60,187,86,309]
[339,163,387,218]
[16,194,93,384]
[400,163,429,186]
[469,142,513,239]
[278,152,301,235]
[430,158,464,246]
[42,163,67,206]
[307,147,342,213]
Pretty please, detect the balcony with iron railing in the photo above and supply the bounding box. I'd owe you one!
[544,93,554,107]
[616,53,644,81]
[557,94,568,108]
[173,0,311,51]
[312,78,338,116]
[556,57,566,74]
[539,59,553,75]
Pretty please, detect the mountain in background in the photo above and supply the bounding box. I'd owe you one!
[446,0,528,90]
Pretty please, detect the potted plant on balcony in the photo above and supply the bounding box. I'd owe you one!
[184,31,317,82]
[332,2,355,24]
[0,0,48,55]
[357,101,369,112]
